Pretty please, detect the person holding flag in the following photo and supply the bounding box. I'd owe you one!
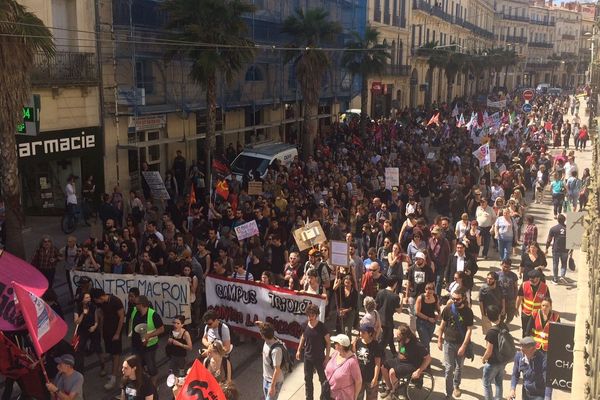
[45,354,84,400]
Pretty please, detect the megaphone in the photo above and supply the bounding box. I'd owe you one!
[134,323,148,335]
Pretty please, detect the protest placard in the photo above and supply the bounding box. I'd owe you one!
[234,220,260,240]
[330,241,349,267]
[69,271,191,324]
[293,221,326,251]
[205,275,326,347]
[384,168,400,189]
[142,171,171,200]
[247,181,263,196]
[566,211,585,249]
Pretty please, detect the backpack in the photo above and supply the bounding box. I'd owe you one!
[268,340,294,375]
[492,325,516,364]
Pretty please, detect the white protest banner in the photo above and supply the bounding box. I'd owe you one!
[566,211,585,249]
[384,167,400,189]
[205,275,326,348]
[142,171,171,200]
[487,99,507,109]
[234,220,259,240]
[70,271,190,324]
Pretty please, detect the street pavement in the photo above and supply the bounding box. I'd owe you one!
[2,105,591,400]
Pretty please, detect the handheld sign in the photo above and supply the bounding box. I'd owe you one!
[547,322,574,392]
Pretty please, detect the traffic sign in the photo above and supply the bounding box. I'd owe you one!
[523,89,534,101]
[522,102,532,113]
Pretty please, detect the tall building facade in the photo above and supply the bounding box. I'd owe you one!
[16,0,102,215]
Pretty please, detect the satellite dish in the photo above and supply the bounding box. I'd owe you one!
[134,323,148,335]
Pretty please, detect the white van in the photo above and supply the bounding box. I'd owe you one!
[536,83,550,94]
[230,142,298,180]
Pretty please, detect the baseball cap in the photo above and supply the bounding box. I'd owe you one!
[330,334,351,347]
[54,354,75,367]
[415,251,426,260]
[519,336,536,347]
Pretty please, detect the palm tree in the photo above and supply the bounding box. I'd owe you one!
[341,25,390,136]
[440,49,464,102]
[0,1,54,258]
[163,0,255,187]
[502,49,519,88]
[282,8,341,159]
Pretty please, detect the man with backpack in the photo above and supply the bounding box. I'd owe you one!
[201,310,232,357]
[482,305,515,400]
[257,321,286,400]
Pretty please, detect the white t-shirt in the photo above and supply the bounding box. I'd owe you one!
[65,183,77,205]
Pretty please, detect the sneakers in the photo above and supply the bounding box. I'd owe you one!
[453,387,462,398]
[380,389,392,399]
[551,279,559,285]
[104,375,116,390]
[559,276,568,284]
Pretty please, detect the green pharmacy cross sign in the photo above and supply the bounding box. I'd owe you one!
[16,94,40,136]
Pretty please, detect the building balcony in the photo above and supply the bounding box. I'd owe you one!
[562,34,575,40]
[528,42,554,48]
[412,0,453,23]
[526,62,551,70]
[506,35,528,44]
[31,51,99,87]
[529,19,555,26]
[384,64,411,76]
[500,13,529,22]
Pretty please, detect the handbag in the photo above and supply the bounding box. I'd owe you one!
[568,256,576,271]
[321,353,350,400]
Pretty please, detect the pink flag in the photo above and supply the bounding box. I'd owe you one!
[0,250,48,331]
[12,282,68,357]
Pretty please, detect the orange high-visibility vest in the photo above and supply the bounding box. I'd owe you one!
[521,281,548,316]
[532,310,560,351]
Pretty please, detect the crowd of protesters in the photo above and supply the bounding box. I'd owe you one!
[16,88,592,400]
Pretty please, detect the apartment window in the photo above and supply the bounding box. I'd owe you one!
[399,0,406,26]
[412,25,416,48]
[427,28,430,43]
[245,65,264,81]
[135,60,154,95]
[508,6,512,16]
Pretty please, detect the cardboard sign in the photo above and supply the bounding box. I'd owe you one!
[247,181,263,196]
[205,275,326,348]
[330,241,349,267]
[566,211,585,249]
[547,322,575,392]
[142,171,171,200]
[234,220,260,241]
[70,271,191,324]
[293,221,326,251]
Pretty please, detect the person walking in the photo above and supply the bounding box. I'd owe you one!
[545,214,569,284]
[476,198,495,260]
[120,355,158,400]
[414,282,439,351]
[73,292,104,373]
[258,321,284,400]
[354,324,382,400]
[128,296,164,385]
[404,251,435,333]
[516,270,550,338]
[325,334,362,400]
[478,272,505,334]
[91,288,125,390]
[31,236,61,288]
[376,276,403,357]
[494,208,517,262]
[549,172,566,218]
[165,315,192,373]
[509,337,552,400]
[437,288,474,400]
[481,305,509,400]
[296,304,330,400]
[527,297,560,352]
[45,354,84,400]
[497,258,519,324]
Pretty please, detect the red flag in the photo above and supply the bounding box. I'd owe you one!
[215,180,229,200]
[0,332,35,379]
[427,112,440,127]
[176,359,226,400]
[12,282,68,357]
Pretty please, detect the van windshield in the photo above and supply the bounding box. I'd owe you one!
[230,154,270,176]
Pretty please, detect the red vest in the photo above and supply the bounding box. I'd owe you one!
[532,311,560,351]
[521,281,548,316]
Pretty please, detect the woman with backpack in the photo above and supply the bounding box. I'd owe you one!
[549,172,566,218]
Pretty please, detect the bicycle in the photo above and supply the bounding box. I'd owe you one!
[61,205,82,234]
[381,370,435,400]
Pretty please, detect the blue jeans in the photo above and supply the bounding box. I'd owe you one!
[497,238,513,261]
[443,341,465,396]
[482,362,505,400]
[263,379,283,400]
[552,251,569,280]
[416,318,435,351]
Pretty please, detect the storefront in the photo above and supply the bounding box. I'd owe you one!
[16,127,104,215]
